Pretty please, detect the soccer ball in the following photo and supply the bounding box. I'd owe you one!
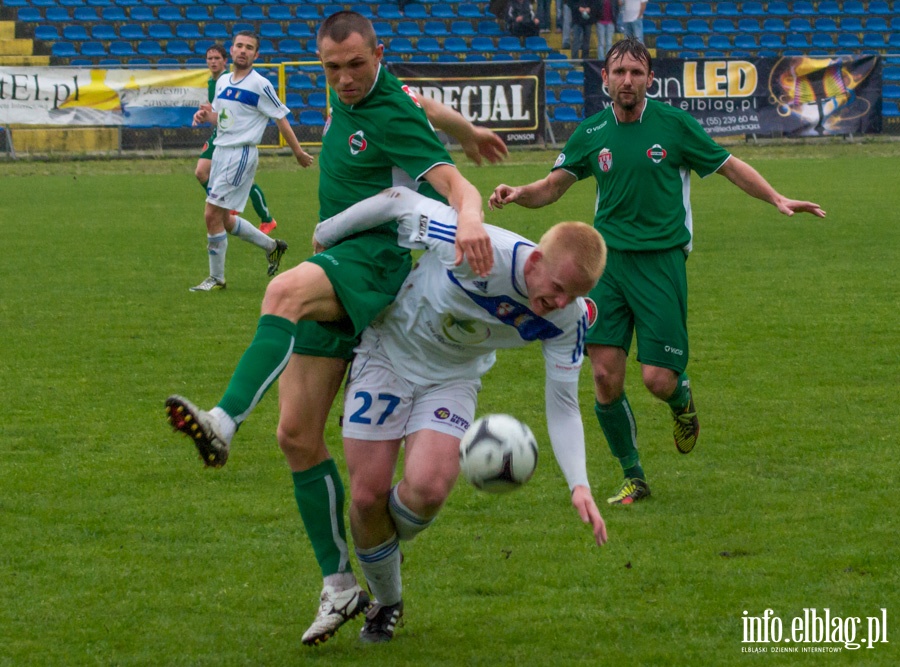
[458,414,538,493]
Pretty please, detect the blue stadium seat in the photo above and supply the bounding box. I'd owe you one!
[241,5,265,21]
[659,20,685,35]
[711,19,736,34]
[17,8,43,23]
[843,1,865,15]
[137,40,164,57]
[444,37,469,54]
[463,53,487,62]
[167,40,192,56]
[204,23,229,39]
[260,23,286,39]
[100,6,126,21]
[644,2,662,17]
[492,53,515,62]
[424,21,449,37]
[866,17,889,31]
[119,24,145,40]
[386,37,415,55]
[565,69,584,85]
[817,0,841,15]
[285,92,305,109]
[148,24,175,40]
[431,5,454,19]
[451,20,476,37]
[307,92,327,108]
[63,25,90,41]
[545,69,563,85]
[91,24,117,40]
[73,7,100,21]
[213,6,238,21]
[814,18,838,33]
[869,0,890,13]
[716,2,739,16]
[545,89,558,105]
[655,35,680,51]
[299,110,325,126]
[176,23,202,40]
[811,33,835,49]
[664,3,688,17]
[109,40,136,57]
[841,17,864,33]
[278,39,304,56]
[691,2,713,16]
[288,23,314,39]
[685,19,710,35]
[837,33,861,50]
[322,4,343,17]
[525,36,551,54]
[404,4,429,19]
[438,54,462,62]
[788,19,813,33]
[296,6,321,20]
[45,7,71,22]
[793,1,815,15]
[417,37,441,54]
[194,40,213,55]
[350,4,374,18]
[4,0,28,7]
[287,73,315,89]
[552,106,581,122]
[767,1,790,15]
[378,5,403,20]
[642,18,658,36]
[884,85,900,99]
[741,2,764,16]
[884,103,900,118]
[34,25,61,40]
[51,42,79,58]
[157,7,183,22]
[269,6,292,21]
[708,35,731,51]
[741,18,764,33]
[396,21,423,37]
[232,23,255,36]
[128,7,154,23]
[81,41,107,57]
[785,34,809,49]
[477,21,503,36]
[733,34,759,50]
[498,36,525,53]
[470,36,497,55]
[682,35,706,51]
[758,34,783,49]
[59,0,85,7]
[862,33,886,49]
[884,67,900,82]
[458,4,484,18]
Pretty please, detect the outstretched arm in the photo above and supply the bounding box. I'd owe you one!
[717,156,826,218]
[420,96,508,166]
[489,168,578,210]
[545,376,608,546]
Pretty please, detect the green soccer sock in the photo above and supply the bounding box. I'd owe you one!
[249,183,273,223]
[293,459,353,578]
[199,179,209,195]
[216,314,295,423]
[595,395,644,480]
[665,372,692,412]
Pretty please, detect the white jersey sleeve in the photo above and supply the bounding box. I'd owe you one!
[544,375,590,490]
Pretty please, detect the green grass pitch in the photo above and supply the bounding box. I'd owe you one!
[1,142,898,666]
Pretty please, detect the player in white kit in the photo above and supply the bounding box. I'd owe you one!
[190,31,314,292]
[312,187,610,642]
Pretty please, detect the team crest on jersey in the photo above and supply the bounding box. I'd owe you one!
[597,148,612,172]
[583,297,598,327]
[647,143,668,163]
[553,152,566,168]
[402,85,423,108]
[349,130,367,155]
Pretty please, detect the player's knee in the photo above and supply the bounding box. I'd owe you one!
[642,367,677,400]
[404,474,453,514]
[276,421,328,469]
[349,482,389,519]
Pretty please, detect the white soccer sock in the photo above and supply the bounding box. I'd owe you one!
[356,534,402,606]
[389,484,435,541]
[207,232,227,282]
[208,407,237,444]
[229,216,276,252]
[323,571,358,592]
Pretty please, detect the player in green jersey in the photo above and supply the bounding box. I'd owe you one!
[166,11,506,646]
[489,38,825,505]
[196,43,280,236]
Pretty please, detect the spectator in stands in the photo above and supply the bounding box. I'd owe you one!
[618,0,647,44]
[559,0,573,49]
[536,0,552,33]
[595,0,619,59]
[569,0,600,59]
[506,0,541,38]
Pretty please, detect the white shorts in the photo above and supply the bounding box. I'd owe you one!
[206,144,258,212]
[342,347,480,441]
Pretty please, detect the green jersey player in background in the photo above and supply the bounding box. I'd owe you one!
[167,11,507,647]
[196,44,281,236]
[490,38,825,505]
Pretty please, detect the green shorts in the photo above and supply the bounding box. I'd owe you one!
[586,247,690,374]
[293,229,412,358]
[199,129,216,160]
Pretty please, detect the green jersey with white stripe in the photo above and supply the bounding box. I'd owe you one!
[553,99,730,252]
[318,65,452,230]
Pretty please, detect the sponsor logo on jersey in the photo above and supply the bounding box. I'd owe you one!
[402,85,423,108]
[553,152,566,168]
[647,143,668,163]
[586,120,608,133]
[349,130,367,155]
[583,297,598,327]
[434,407,450,420]
[598,148,612,172]
[473,280,489,292]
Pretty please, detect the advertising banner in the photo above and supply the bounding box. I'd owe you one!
[388,60,545,146]
[0,67,208,126]
[585,55,882,136]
